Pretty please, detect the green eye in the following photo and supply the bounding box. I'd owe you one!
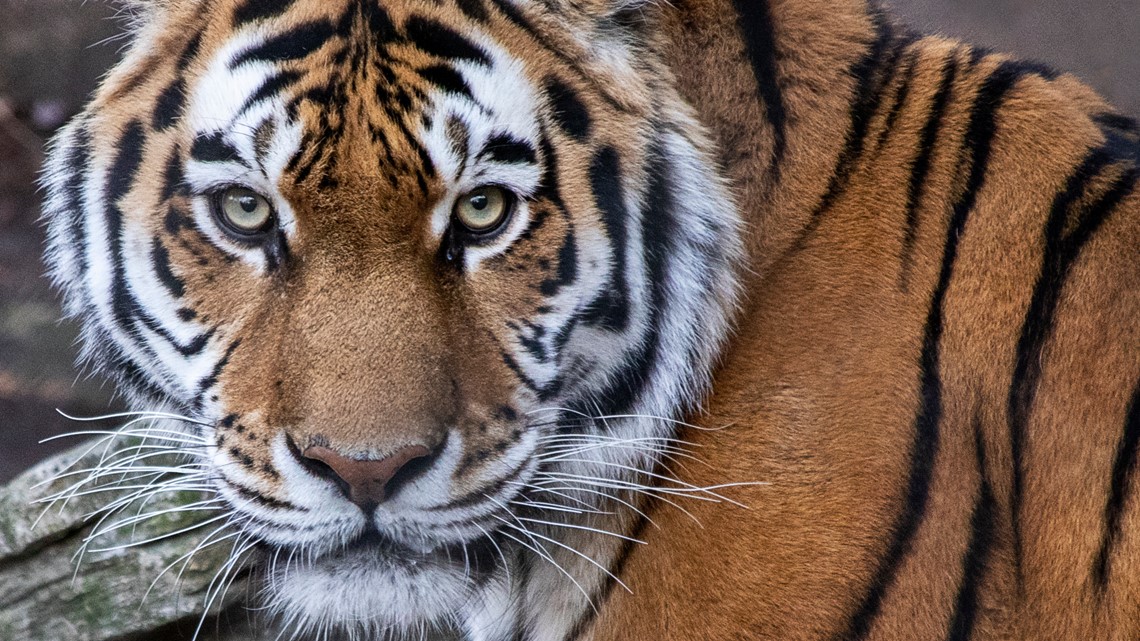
[453,186,511,233]
[214,186,273,235]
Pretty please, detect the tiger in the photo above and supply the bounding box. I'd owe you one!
[37,0,1140,638]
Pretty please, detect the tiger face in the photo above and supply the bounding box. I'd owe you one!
[42,0,740,635]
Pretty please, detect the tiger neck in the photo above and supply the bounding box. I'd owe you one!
[655,0,888,290]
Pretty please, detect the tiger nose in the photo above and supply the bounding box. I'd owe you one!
[299,444,434,507]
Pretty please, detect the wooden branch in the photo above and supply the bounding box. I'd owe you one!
[0,440,257,640]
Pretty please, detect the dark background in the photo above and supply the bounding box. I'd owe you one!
[1,0,1137,482]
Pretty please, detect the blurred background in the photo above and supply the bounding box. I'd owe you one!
[1,0,1137,482]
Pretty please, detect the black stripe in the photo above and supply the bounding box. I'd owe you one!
[152,79,185,131]
[404,17,490,67]
[1094,379,1140,589]
[103,338,169,406]
[500,348,543,396]
[136,310,213,357]
[840,61,1020,641]
[62,126,92,276]
[797,26,911,247]
[360,0,396,41]
[233,0,298,25]
[418,64,475,100]
[190,132,243,164]
[1003,59,1060,81]
[1009,150,1137,588]
[1099,119,1140,165]
[431,455,530,511]
[220,476,301,511]
[581,147,630,332]
[730,0,787,179]
[569,142,675,426]
[510,131,561,261]
[481,134,537,165]
[177,32,203,73]
[544,77,592,142]
[515,321,549,364]
[837,13,901,174]
[539,224,577,297]
[239,70,303,117]
[107,121,148,333]
[164,204,192,236]
[252,119,279,170]
[106,128,213,359]
[230,20,337,68]
[946,412,995,641]
[160,148,186,202]
[151,238,185,298]
[488,0,534,31]
[455,0,490,23]
[900,54,959,291]
[512,554,534,641]
[194,339,241,411]
[874,51,918,154]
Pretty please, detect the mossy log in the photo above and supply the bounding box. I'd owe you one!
[0,440,259,640]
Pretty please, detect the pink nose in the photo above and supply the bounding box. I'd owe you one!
[300,444,433,507]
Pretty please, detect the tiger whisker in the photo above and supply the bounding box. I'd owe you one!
[83,510,232,554]
[510,497,609,516]
[514,481,660,529]
[513,515,645,545]
[473,522,512,585]
[142,518,244,606]
[42,462,208,488]
[527,406,731,434]
[83,498,225,541]
[506,480,599,511]
[538,441,704,466]
[192,531,259,641]
[529,474,703,525]
[534,425,705,451]
[81,480,215,518]
[490,497,632,596]
[538,462,757,507]
[52,408,212,428]
[491,520,596,611]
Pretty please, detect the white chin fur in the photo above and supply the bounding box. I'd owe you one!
[265,546,472,636]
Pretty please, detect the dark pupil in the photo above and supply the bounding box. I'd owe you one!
[470,194,488,210]
[239,195,259,213]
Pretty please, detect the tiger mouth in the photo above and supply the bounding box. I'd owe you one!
[265,524,500,574]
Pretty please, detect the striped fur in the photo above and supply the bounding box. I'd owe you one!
[39,0,1140,639]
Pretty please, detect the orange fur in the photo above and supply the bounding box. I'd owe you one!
[43,0,1140,638]
[585,1,1140,639]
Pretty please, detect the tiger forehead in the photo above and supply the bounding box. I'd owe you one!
[207,0,510,162]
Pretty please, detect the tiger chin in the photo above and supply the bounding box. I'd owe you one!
[40,0,1140,639]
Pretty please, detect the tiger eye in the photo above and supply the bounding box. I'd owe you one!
[454,186,510,233]
[216,186,273,234]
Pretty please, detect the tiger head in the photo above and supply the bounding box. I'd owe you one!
[41,0,741,635]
